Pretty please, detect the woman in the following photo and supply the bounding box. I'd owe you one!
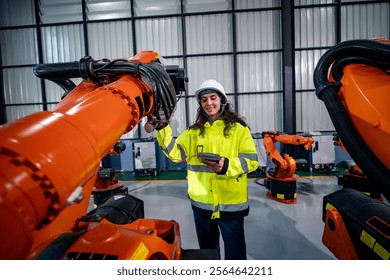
[156,79,259,260]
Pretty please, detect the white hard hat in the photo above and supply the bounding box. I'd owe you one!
[195,79,227,103]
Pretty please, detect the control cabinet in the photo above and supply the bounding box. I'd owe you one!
[133,140,158,176]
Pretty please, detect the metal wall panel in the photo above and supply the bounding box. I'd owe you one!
[237,52,284,132]
[186,55,234,95]
[294,4,337,132]
[237,53,282,92]
[3,67,41,104]
[295,6,336,48]
[135,17,182,56]
[165,98,187,138]
[294,1,389,132]
[3,67,42,122]
[185,14,232,54]
[86,0,131,20]
[235,0,281,9]
[39,0,83,24]
[6,105,43,122]
[295,49,327,90]
[44,80,63,103]
[296,91,333,132]
[88,21,134,59]
[184,0,231,12]
[341,0,384,2]
[1,1,389,133]
[236,10,282,51]
[186,97,199,126]
[295,0,335,5]
[341,3,390,41]
[235,9,282,133]
[2,64,41,123]
[238,93,283,133]
[45,78,82,103]
[46,104,58,111]
[134,0,181,16]
[0,29,38,66]
[41,24,85,63]
[0,0,35,27]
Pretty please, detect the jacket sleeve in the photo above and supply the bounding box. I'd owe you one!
[156,124,189,163]
[220,125,259,179]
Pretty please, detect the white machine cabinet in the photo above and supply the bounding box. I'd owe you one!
[133,140,158,176]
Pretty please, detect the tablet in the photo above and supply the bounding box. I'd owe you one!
[197,152,221,163]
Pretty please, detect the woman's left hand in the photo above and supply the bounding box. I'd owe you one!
[203,157,225,173]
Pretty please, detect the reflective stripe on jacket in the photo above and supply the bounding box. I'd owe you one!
[156,120,259,219]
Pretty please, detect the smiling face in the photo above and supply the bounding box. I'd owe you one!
[200,92,221,119]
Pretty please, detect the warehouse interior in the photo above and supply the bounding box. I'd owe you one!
[107,175,340,260]
[1,0,389,261]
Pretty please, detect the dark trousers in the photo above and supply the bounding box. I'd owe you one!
[192,209,247,260]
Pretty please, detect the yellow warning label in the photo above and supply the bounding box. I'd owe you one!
[325,202,336,211]
[373,242,390,260]
[361,230,390,260]
[130,242,150,260]
[360,230,375,249]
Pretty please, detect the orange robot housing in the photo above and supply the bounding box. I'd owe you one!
[314,39,390,259]
[0,51,185,259]
[261,130,314,204]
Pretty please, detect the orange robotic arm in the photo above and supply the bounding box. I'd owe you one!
[262,130,314,180]
[314,38,390,201]
[0,51,185,259]
[314,39,390,259]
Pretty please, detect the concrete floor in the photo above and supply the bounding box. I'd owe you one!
[119,175,341,260]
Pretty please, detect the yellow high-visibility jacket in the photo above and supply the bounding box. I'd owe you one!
[156,120,259,219]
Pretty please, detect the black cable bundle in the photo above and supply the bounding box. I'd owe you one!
[86,58,177,125]
[33,56,182,126]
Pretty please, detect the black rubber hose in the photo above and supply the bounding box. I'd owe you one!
[331,56,390,82]
[140,63,177,122]
[313,39,390,201]
[34,58,178,122]
[33,61,81,80]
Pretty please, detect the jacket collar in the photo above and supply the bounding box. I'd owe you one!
[205,119,224,127]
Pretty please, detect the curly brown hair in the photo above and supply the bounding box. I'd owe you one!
[189,102,247,137]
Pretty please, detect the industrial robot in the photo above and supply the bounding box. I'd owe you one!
[0,50,190,260]
[314,38,390,259]
[261,130,314,204]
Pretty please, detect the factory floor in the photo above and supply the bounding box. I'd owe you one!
[107,173,343,260]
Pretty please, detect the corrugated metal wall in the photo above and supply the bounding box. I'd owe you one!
[41,25,85,62]
[340,2,390,41]
[295,2,334,132]
[294,0,389,132]
[1,0,389,137]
